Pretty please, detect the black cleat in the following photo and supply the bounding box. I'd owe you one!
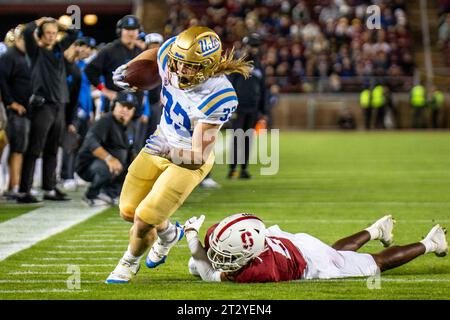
[16,193,43,204]
[239,170,252,179]
[43,188,71,201]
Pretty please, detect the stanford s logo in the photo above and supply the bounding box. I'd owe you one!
[241,231,254,249]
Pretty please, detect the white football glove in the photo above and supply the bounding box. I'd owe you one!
[145,134,170,157]
[184,215,205,234]
[112,64,136,91]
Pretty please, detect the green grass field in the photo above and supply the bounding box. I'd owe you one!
[0,131,449,300]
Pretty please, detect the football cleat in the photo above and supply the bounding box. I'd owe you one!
[146,222,184,268]
[370,214,396,247]
[423,224,448,257]
[105,259,140,284]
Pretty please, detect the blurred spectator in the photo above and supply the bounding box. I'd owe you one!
[410,83,427,129]
[228,33,267,180]
[18,17,77,203]
[163,0,415,92]
[360,85,372,129]
[76,92,137,207]
[60,37,97,191]
[85,15,143,116]
[0,25,32,199]
[428,86,445,129]
[143,33,164,137]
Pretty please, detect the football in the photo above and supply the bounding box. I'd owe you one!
[124,59,160,90]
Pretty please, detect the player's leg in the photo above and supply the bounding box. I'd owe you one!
[118,151,163,222]
[371,224,448,272]
[332,215,395,251]
[144,156,214,267]
[105,151,163,283]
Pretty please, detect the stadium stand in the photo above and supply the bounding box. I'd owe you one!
[163,0,414,92]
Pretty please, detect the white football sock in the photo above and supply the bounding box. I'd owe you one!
[420,239,436,254]
[158,222,177,244]
[123,246,142,264]
[365,226,381,241]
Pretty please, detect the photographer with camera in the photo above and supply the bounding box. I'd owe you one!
[17,17,78,203]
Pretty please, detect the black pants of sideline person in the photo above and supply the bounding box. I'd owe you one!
[230,111,258,171]
[20,103,65,193]
[61,117,90,180]
[362,108,372,129]
[77,159,125,200]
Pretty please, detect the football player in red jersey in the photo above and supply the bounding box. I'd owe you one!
[183,213,448,283]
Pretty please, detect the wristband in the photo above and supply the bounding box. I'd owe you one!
[104,154,112,162]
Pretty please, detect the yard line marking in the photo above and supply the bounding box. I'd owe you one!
[211,201,450,207]
[39,257,118,261]
[306,278,450,283]
[0,201,108,261]
[53,245,127,248]
[66,240,128,242]
[0,280,99,283]
[45,251,124,254]
[8,271,105,275]
[0,289,90,293]
[78,235,128,238]
[263,219,450,224]
[21,264,113,267]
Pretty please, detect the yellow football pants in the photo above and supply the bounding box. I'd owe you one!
[119,150,214,225]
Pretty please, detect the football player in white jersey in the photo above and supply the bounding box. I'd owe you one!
[105,26,252,283]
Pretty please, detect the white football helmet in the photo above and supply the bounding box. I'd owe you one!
[207,213,266,273]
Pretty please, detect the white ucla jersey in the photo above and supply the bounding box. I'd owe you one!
[146,36,238,150]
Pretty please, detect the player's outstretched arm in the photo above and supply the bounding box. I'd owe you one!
[184,215,224,282]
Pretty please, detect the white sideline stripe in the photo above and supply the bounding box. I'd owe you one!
[0,202,107,261]
[0,289,90,293]
[0,279,98,284]
[21,264,113,267]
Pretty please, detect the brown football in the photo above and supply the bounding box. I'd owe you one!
[124,59,161,90]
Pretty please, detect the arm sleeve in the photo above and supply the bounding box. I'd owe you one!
[59,29,78,52]
[0,54,15,106]
[65,64,82,126]
[186,231,222,282]
[23,22,39,62]
[85,48,107,88]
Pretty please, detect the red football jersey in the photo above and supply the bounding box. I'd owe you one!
[204,224,307,283]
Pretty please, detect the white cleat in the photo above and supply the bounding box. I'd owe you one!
[200,177,221,189]
[370,214,396,247]
[105,259,140,284]
[423,224,448,257]
[146,222,184,268]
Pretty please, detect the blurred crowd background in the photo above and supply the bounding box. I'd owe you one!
[0,0,449,202]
